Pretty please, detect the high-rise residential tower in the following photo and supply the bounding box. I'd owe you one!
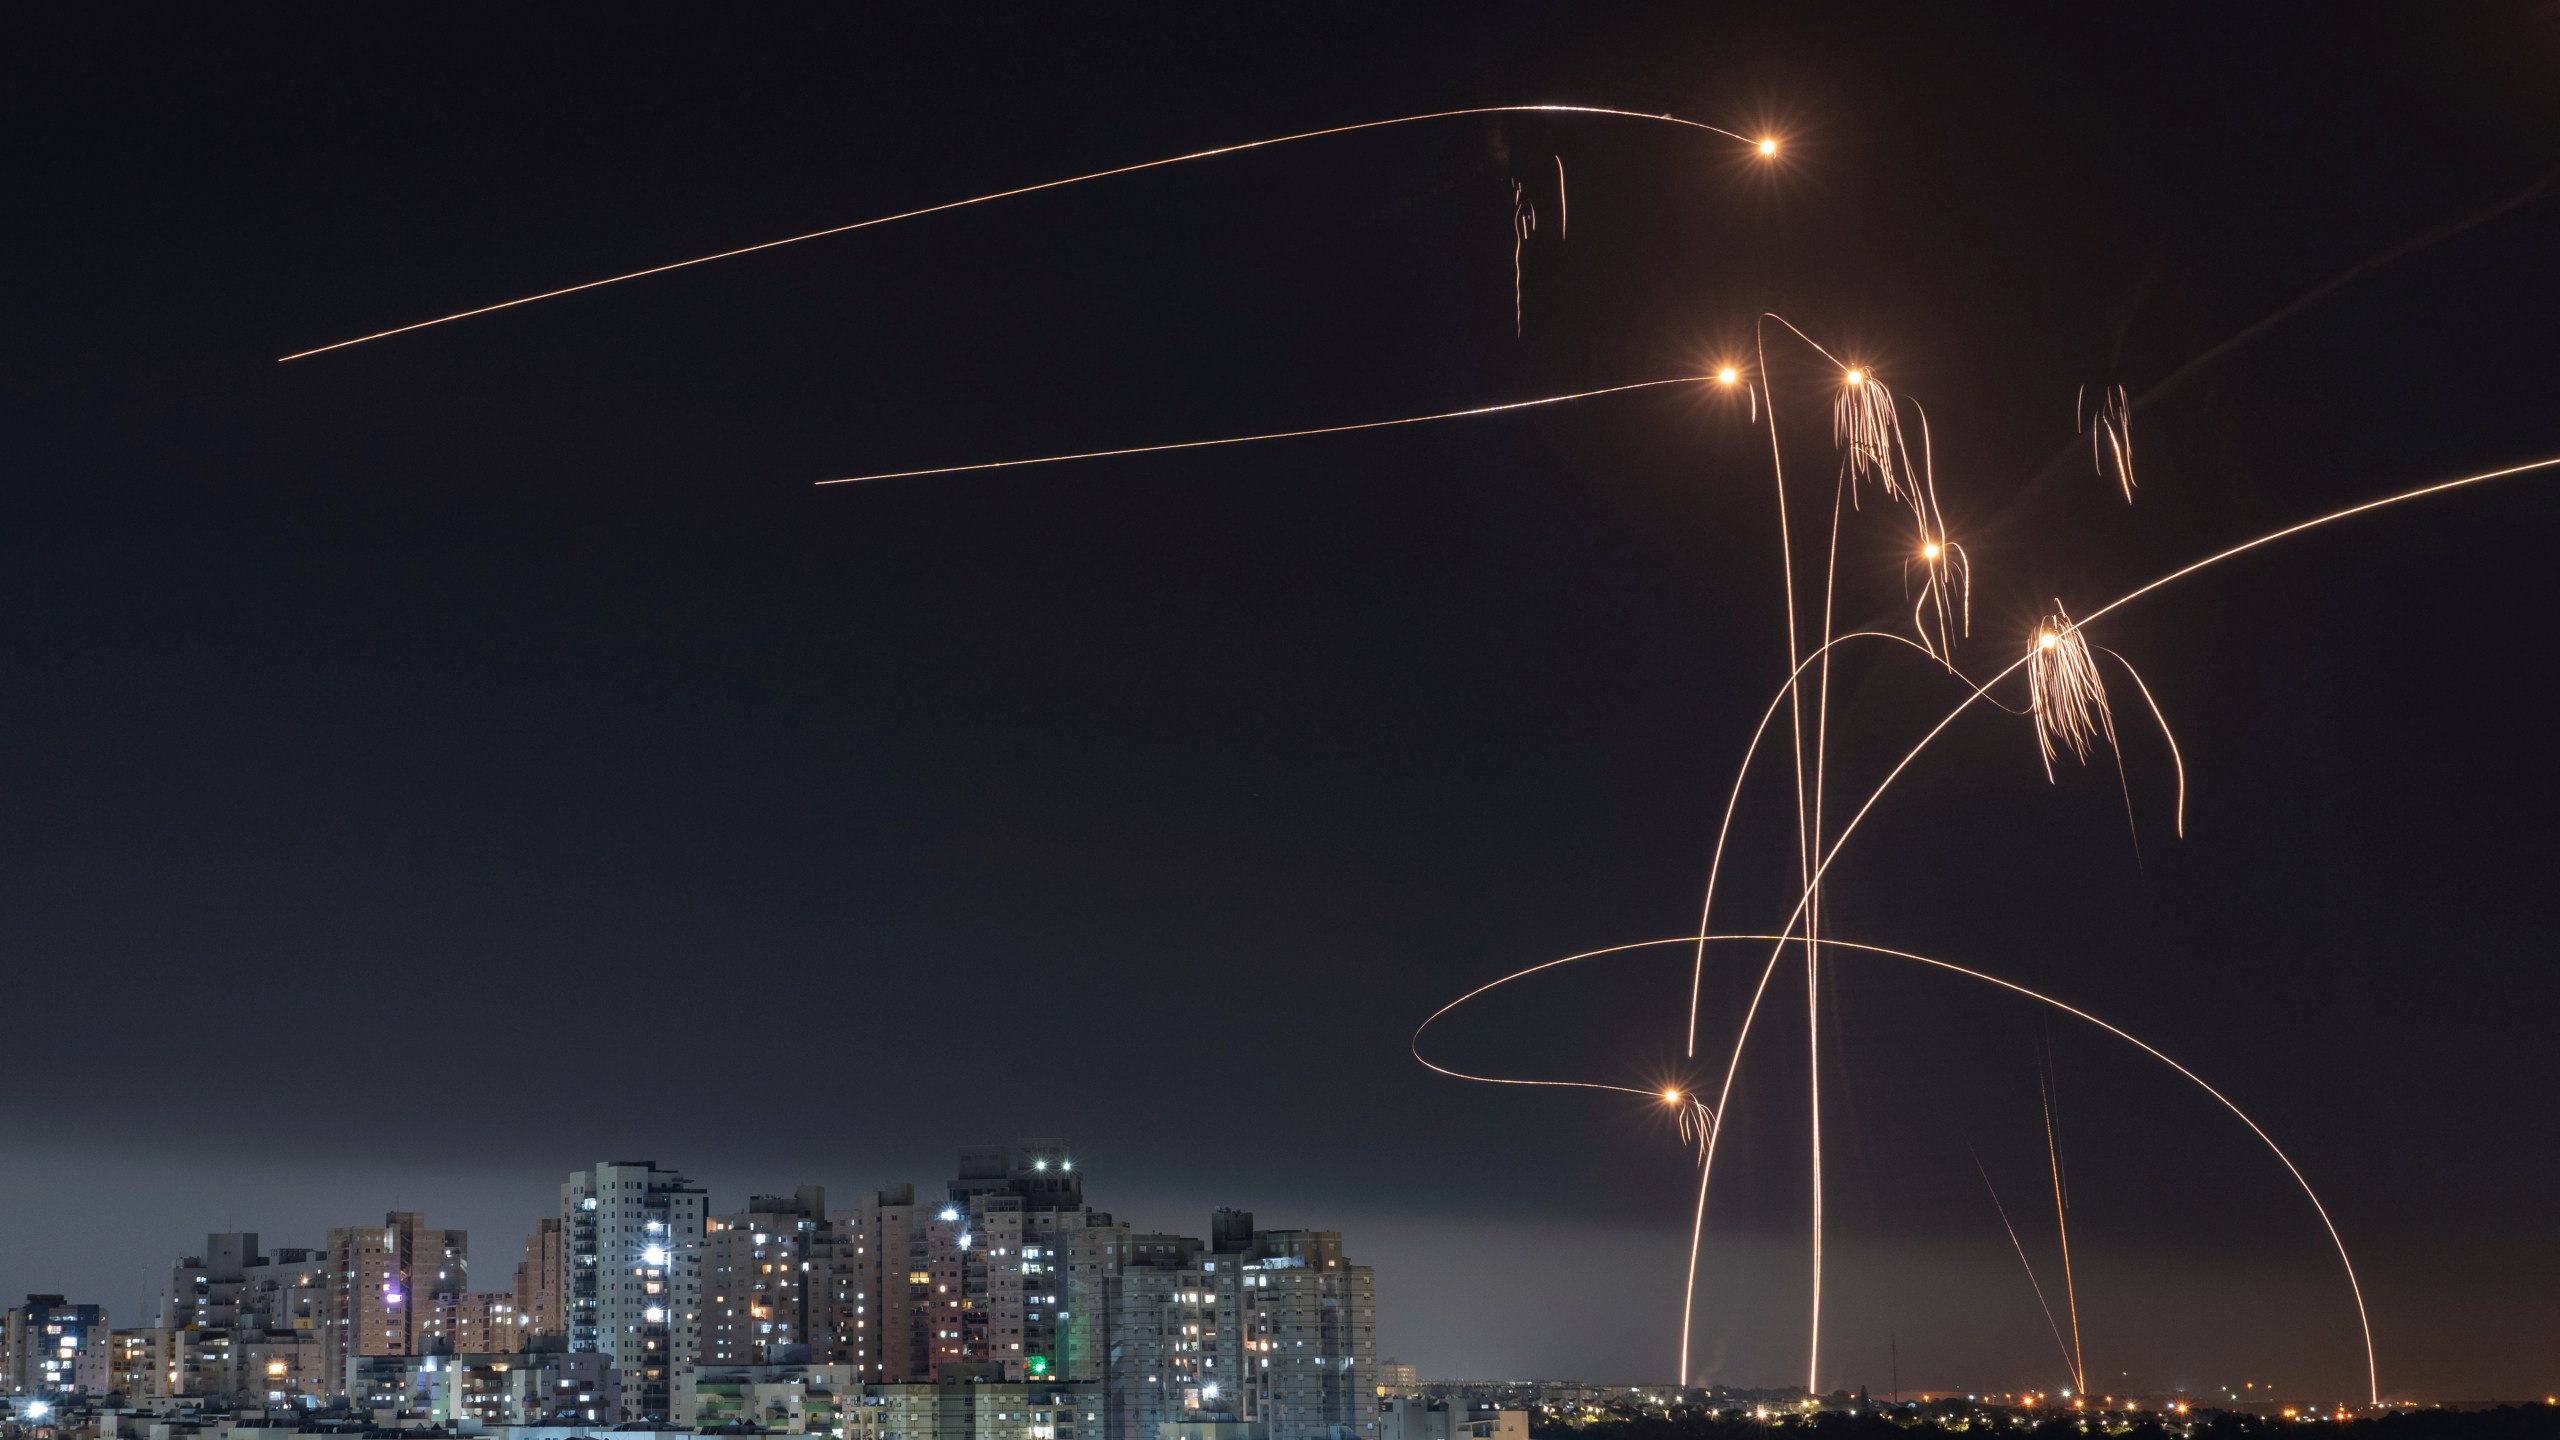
[322,1212,466,1393]
[1096,1214,1375,1440]
[563,1160,706,1424]
[513,1218,567,1346]
[702,1185,869,1368]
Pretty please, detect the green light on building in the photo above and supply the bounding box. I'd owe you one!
[1028,1355,1050,1376]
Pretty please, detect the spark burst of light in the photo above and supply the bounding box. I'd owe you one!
[2027,601,2119,776]
[2081,383,2138,501]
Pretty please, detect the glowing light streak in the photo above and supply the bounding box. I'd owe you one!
[1426,932,2383,1401]
[1512,179,1537,336]
[2041,1059,2088,1396]
[1748,312,1824,1391]
[813,375,1716,485]
[2100,648,2187,836]
[1682,454,2560,1402]
[1972,1149,2078,1385]
[278,105,1757,361]
[2080,384,2138,502]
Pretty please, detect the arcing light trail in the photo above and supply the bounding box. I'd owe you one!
[276,105,1767,363]
[1412,929,2383,1397]
[811,375,1715,485]
[292,92,2552,1410]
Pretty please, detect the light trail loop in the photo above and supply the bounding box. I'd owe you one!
[1421,933,2379,1404]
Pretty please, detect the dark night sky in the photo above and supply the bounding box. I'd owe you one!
[9,1,2559,1403]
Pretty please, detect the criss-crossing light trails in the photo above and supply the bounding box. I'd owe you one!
[283,92,2560,1409]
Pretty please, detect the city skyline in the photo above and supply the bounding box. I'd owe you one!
[3,1140,1381,1438]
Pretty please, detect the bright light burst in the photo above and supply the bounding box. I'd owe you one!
[2026,601,2118,776]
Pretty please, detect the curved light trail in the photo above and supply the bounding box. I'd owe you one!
[813,375,1715,485]
[1416,933,2380,1404]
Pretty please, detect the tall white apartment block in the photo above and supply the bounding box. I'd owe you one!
[563,1161,706,1425]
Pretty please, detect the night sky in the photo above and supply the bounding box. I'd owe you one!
[10,3,2559,1404]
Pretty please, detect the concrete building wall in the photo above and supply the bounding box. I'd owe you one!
[3,1296,108,1398]
[702,1187,831,1367]
[850,1379,1099,1440]
[513,1218,567,1346]
[564,1160,706,1425]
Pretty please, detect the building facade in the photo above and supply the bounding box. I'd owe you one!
[564,1160,707,1424]
[2,1296,107,1399]
[430,1348,619,1426]
[514,1217,568,1345]
[849,1376,1100,1440]
[843,1143,1376,1440]
[441,1291,524,1354]
[1096,1216,1376,1440]
[702,1186,843,1367]
[1377,1399,1528,1440]
[322,1212,467,1393]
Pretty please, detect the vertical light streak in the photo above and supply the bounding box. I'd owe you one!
[1683,314,1813,1390]
[1804,469,1850,1396]
[2041,1058,2088,1396]
[1511,179,1531,336]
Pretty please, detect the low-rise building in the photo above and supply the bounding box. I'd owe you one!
[431,1348,618,1427]
[694,1358,862,1434]
[849,1375,1100,1440]
[1377,1399,1526,1440]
